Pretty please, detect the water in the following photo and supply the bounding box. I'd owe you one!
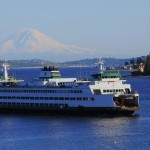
[0,67,149,150]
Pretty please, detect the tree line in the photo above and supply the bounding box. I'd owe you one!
[125,53,150,72]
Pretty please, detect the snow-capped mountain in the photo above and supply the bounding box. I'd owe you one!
[0,29,92,55]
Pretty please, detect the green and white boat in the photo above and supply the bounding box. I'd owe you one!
[0,60,140,115]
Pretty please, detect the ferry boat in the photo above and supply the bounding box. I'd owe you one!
[0,60,140,115]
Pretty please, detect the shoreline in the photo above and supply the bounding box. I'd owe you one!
[123,75,150,78]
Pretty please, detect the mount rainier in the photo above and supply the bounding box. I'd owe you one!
[0,29,95,61]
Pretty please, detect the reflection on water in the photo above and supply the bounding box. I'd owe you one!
[0,114,143,150]
[88,116,140,149]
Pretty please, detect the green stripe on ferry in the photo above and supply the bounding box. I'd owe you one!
[101,73,121,77]
[51,76,61,79]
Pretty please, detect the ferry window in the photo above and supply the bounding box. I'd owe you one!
[103,90,106,92]
[21,103,25,106]
[93,89,101,94]
[77,97,82,101]
[49,104,53,107]
[65,97,69,100]
[8,103,11,106]
[83,97,88,100]
[64,104,68,107]
[107,90,109,92]
[70,97,76,100]
[54,104,58,107]
[54,97,58,100]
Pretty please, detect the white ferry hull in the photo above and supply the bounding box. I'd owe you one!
[0,87,137,115]
[0,63,140,116]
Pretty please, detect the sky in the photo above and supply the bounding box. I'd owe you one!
[0,0,150,61]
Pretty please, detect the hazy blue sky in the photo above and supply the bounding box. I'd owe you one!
[0,0,150,61]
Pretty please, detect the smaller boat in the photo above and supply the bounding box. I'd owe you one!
[0,62,23,86]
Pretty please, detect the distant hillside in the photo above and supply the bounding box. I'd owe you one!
[0,58,130,68]
[61,58,130,68]
[0,59,55,68]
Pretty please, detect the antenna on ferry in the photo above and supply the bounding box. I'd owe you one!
[79,60,82,79]
[95,53,104,74]
[2,60,9,82]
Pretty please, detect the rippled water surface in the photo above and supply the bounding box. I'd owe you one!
[0,67,149,150]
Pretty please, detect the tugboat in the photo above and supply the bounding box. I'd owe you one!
[0,60,140,115]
